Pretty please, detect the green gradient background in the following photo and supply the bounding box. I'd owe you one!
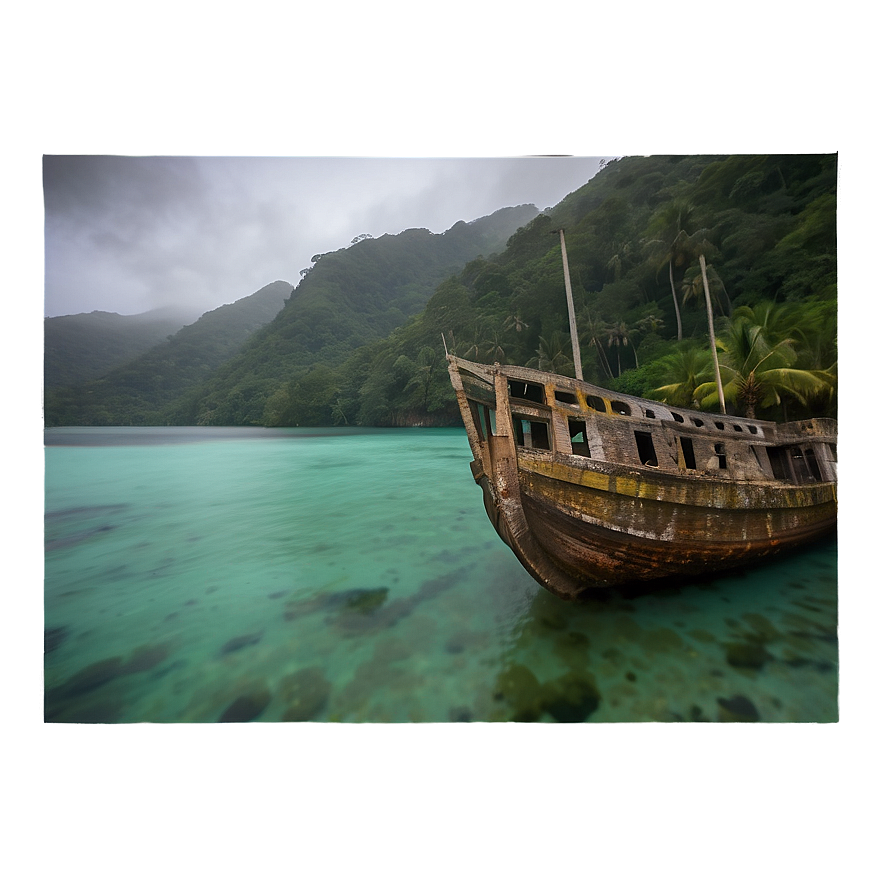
[0,0,894,894]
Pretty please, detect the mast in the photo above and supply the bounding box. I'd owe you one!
[700,253,726,414]
[558,228,584,381]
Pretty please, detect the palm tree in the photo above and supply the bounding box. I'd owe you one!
[605,240,633,282]
[481,329,506,364]
[605,322,633,377]
[643,201,697,341]
[636,312,664,335]
[503,311,529,334]
[681,265,730,317]
[692,305,834,418]
[526,333,574,376]
[578,306,614,378]
[649,346,714,409]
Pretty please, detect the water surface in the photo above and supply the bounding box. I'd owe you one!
[44,427,838,723]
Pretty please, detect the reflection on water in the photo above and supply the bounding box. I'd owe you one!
[44,427,837,723]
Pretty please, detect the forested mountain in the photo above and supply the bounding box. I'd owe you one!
[45,155,837,430]
[244,154,836,427]
[44,306,193,390]
[163,205,538,424]
[44,281,292,425]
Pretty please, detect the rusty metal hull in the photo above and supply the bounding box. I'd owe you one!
[449,355,837,600]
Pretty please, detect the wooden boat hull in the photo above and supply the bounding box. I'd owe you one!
[450,356,837,599]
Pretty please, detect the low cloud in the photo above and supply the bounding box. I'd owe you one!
[44,155,608,319]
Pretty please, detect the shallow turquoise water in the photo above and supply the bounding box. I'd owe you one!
[44,427,838,723]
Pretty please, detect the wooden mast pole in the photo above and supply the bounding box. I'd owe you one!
[558,228,583,381]
[700,253,726,414]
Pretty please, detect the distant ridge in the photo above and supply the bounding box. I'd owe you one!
[45,306,195,390]
[44,281,293,425]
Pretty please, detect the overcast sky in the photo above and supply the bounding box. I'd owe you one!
[43,155,610,319]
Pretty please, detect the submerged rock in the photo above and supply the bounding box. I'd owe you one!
[51,656,125,700]
[493,665,601,723]
[279,667,331,722]
[219,688,271,722]
[552,630,591,670]
[123,643,170,673]
[44,627,69,654]
[220,631,264,655]
[717,695,760,722]
[540,671,601,723]
[494,664,543,722]
[340,588,389,614]
[725,641,772,670]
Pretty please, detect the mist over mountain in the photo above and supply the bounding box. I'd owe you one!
[44,281,293,425]
[45,154,837,430]
[167,204,538,425]
[45,306,196,391]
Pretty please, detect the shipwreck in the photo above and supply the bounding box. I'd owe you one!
[446,231,837,600]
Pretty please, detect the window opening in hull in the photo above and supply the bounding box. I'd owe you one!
[555,390,577,405]
[644,409,656,419]
[587,396,606,412]
[513,415,550,451]
[671,412,684,423]
[680,437,697,470]
[470,401,491,440]
[805,448,822,481]
[509,380,545,404]
[714,442,727,470]
[568,420,591,457]
[635,431,658,466]
[789,447,817,483]
[766,446,791,481]
[610,400,631,415]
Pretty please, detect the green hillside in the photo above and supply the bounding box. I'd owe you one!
[164,205,539,425]
[256,154,836,427]
[44,306,193,390]
[44,281,292,425]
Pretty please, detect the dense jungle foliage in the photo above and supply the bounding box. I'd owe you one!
[44,155,836,428]
[253,154,837,427]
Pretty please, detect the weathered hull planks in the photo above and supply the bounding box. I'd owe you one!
[447,355,837,599]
